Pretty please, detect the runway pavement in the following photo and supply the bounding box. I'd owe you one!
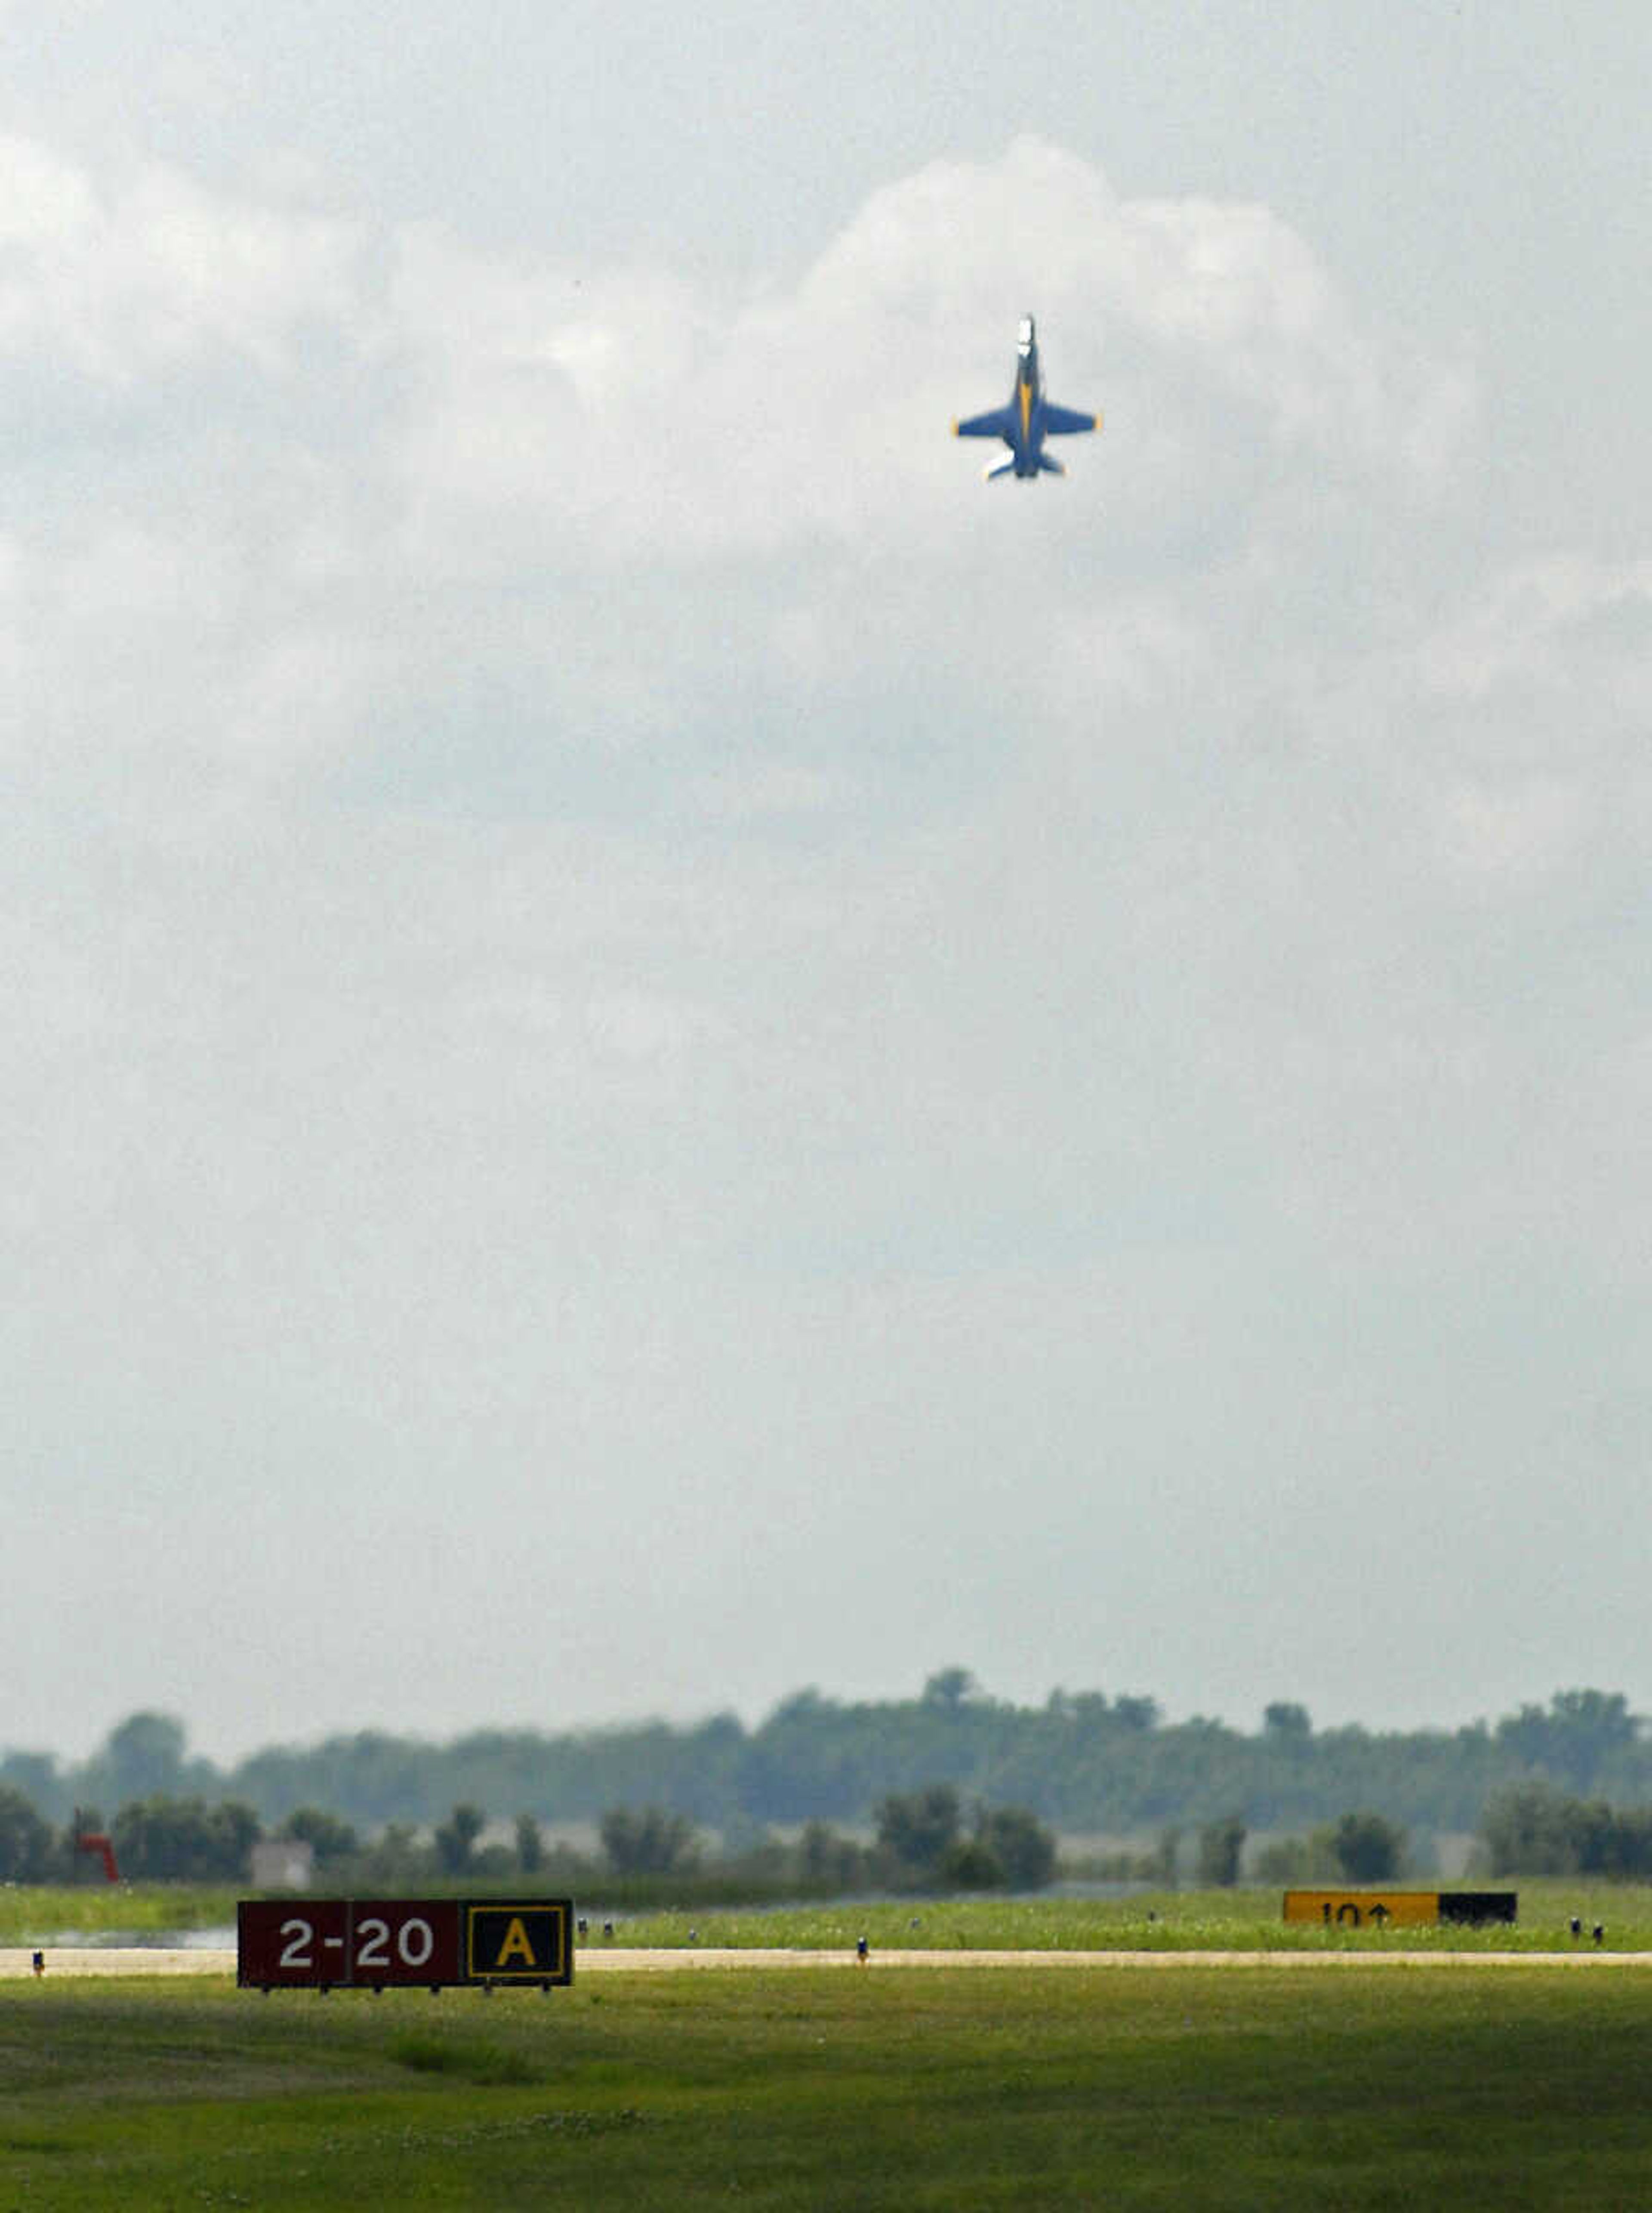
[5,1944,1652,1979]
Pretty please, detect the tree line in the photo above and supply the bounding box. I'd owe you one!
[1480,1784,1652,1878]
[0,1780,1060,1894]
[3,1680,1648,1841]
[21,1772,1652,1890]
[0,1782,1457,1893]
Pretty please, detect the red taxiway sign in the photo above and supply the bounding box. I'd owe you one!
[237,1898,574,1991]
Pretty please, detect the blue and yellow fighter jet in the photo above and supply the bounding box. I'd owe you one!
[953,315,1099,480]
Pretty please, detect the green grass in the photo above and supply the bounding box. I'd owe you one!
[4,1961,1652,2207]
[595,1880,1652,1953]
[0,1884,239,1943]
[10,1878,1652,1953]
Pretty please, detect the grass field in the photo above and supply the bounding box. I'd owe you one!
[0,1885,238,1944]
[598,1878,1652,1954]
[11,1878,1652,1952]
[7,1883,1652,2205]
[5,1955,1652,2207]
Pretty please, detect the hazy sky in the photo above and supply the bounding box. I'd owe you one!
[6,3,1649,1763]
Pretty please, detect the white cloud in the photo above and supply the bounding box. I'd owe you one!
[377,136,1476,574]
[1432,774,1591,881]
[1422,551,1652,706]
[0,133,367,382]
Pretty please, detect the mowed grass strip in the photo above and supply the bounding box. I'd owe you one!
[4,1965,1652,2208]
[597,1879,1652,1954]
[10,1879,1652,1954]
[0,1884,238,1944]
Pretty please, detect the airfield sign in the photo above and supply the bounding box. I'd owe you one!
[1282,1890,1516,1929]
[237,1898,574,1991]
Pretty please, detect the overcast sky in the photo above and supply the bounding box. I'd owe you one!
[5,2,1649,1764]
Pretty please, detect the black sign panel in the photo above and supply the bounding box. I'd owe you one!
[1438,1891,1518,1926]
[466,1905,571,1982]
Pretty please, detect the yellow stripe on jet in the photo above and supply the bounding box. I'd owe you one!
[1019,381,1032,444]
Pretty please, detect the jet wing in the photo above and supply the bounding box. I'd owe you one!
[954,407,1014,439]
[1041,403,1099,436]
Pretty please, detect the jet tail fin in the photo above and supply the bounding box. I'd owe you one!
[983,452,1018,481]
[1037,452,1066,476]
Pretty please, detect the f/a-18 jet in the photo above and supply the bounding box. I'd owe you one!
[953,315,1099,480]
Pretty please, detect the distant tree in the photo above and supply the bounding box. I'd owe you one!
[974,1805,1058,1890]
[797,1821,866,1891]
[212,1800,263,1877]
[1154,1827,1182,1886]
[940,1835,1005,1888]
[1254,1828,1341,1884]
[1480,1783,1652,1877]
[765,1687,832,1724]
[1496,1691,1635,1792]
[1331,1811,1405,1883]
[874,1785,962,1879]
[0,1753,63,1824]
[359,1822,427,1885]
[19,1676,1652,1851]
[98,1713,189,1805]
[599,1805,700,1877]
[922,1668,981,1712]
[1196,1814,1247,1888]
[1067,1692,1113,1728]
[434,1803,485,1876]
[1482,1782,1544,1874]
[1550,1689,1634,1746]
[724,1829,790,1888]
[1604,1805,1652,1877]
[515,1812,546,1874]
[277,1807,360,1868]
[112,1795,261,1880]
[715,1808,772,1859]
[1575,1797,1627,1867]
[910,1803,1059,1893]
[1263,1704,1312,1741]
[0,1785,53,1882]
